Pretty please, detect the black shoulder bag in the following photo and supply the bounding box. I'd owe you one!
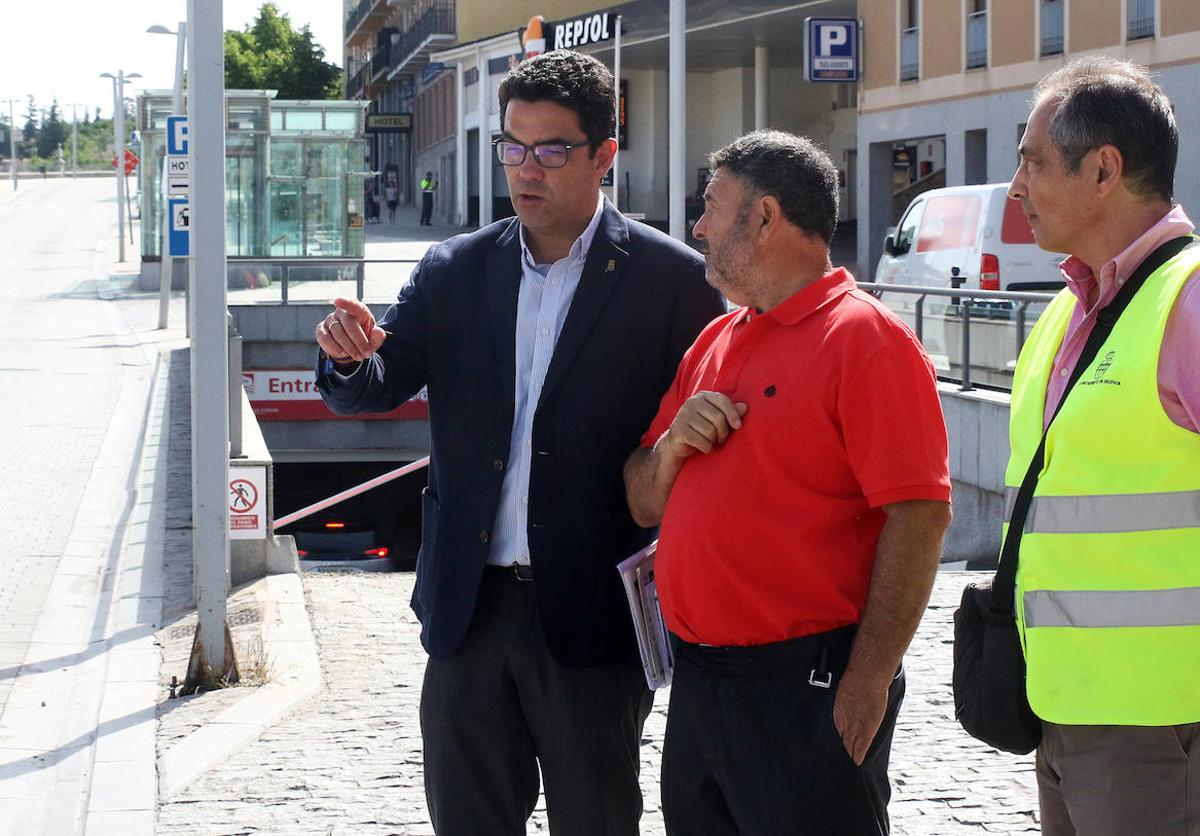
[951,236,1195,755]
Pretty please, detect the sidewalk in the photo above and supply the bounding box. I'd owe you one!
[153,571,1038,835]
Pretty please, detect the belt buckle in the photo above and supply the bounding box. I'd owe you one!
[509,563,533,582]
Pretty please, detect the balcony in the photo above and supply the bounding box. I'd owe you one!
[347,64,368,100]
[1040,0,1064,56]
[900,27,919,82]
[965,11,987,69]
[345,0,392,48]
[371,43,392,81]
[386,1,455,80]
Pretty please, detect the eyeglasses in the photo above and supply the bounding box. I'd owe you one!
[494,139,588,169]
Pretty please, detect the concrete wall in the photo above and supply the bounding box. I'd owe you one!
[230,303,432,461]
[939,383,1010,564]
[857,61,1200,280]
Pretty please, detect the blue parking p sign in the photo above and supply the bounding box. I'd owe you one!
[805,18,860,83]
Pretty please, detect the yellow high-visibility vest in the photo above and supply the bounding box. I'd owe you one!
[1006,241,1200,725]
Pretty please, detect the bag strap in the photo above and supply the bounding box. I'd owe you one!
[990,235,1197,617]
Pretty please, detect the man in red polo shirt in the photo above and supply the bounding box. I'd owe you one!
[625,131,952,835]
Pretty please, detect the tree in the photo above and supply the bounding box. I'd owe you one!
[38,100,68,159]
[225,3,342,100]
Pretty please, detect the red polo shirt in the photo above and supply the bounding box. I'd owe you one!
[641,269,951,646]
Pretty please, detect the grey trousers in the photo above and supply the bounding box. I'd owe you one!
[1038,721,1200,836]
[420,569,654,836]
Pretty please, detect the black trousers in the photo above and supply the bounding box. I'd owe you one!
[421,191,434,224]
[661,627,904,836]
[420,567,654,835]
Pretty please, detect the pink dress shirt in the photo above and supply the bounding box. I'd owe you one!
[1044,206,1200,433]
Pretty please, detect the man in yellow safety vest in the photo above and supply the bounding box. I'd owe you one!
[1004,57,1200,834]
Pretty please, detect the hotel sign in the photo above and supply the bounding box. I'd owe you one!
[365,113,413,133]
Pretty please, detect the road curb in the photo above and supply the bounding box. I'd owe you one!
[155,573,324,802]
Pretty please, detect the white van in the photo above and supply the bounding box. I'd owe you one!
[874,183,1066,292]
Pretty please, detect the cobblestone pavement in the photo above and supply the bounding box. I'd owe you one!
[158,570,1038,835]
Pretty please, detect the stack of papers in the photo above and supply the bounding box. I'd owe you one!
[618,541,674,690]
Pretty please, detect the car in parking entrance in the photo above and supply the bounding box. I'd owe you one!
[875,182,1066,293]
[293,520,394,573]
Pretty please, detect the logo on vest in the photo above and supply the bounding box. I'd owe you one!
[1081,350,1121,387]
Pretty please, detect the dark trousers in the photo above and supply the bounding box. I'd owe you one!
[421,191,434,224]
[420,567,654,835]
[661,627,904,836]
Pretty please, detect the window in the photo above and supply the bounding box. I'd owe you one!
[900,0,920,81]
[966,0,987,69]
[893,198,926,253]
[1127,0,1154,40]
[1040,0,1064,56]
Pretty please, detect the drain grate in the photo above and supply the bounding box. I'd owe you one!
[166,605,261,640]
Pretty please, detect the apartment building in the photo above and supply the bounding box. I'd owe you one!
[857,0,1200,275]
[342,0,457,220]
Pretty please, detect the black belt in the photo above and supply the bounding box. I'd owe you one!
[483,563,534,582]
[677,624,859,688]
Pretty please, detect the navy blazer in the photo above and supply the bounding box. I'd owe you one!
[318,201,723,666]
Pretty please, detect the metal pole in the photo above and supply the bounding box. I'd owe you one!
[159,21,187,331]
[960,301,974,392]
[114,74,127,262]
[668,0,685,241]
[454,61,467,226]
[612,15,621,213]
[7,99,15,192]
[476,46,491,227]
[754,44,768,130]
[185,0,235,691]
[71,104,78,179]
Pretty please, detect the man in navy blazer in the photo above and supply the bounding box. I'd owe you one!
[315,51,722,835]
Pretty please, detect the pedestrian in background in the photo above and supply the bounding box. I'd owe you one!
[314,50,723,836]
[385,181,399,223]
[420,170,437,225]
[1001,57,1200,835]
[625,130,952,835]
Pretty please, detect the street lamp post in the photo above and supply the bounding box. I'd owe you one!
[148,22,187,330]
[5,99,17,192]
[70,103,80,179]
[100,71,141,262]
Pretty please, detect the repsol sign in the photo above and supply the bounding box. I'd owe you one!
[550,13,615,50]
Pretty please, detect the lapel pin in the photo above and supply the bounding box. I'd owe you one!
[606,259,616,273]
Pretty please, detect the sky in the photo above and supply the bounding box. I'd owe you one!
[0,1,342,123]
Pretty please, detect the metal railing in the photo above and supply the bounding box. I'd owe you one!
[371,42,392,81]
[966,11,987,69]
[1127,0,1155,40]
[226,257,423,305]
[347,64,368,99]
[1040,0,1064,56]
[857,282,1059,392]
[275,457,430,529]
[900,27,920,81]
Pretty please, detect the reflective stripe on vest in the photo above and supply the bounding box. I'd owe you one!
[1004,241,1200,726]
[1005,487,1200,533]
[1024,587,1200,628]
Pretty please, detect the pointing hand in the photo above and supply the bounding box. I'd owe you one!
[315,297,386,363]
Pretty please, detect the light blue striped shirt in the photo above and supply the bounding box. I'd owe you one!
[489,194,607,566]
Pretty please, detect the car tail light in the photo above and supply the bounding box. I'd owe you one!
[296,549,309,557]
[363,547,389,558]
[324,521,346,530]
[980,253,1000,290]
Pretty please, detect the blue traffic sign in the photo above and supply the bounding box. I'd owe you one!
[805,18,860,83]
[168,197,190,257]
[166,116,189,156]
